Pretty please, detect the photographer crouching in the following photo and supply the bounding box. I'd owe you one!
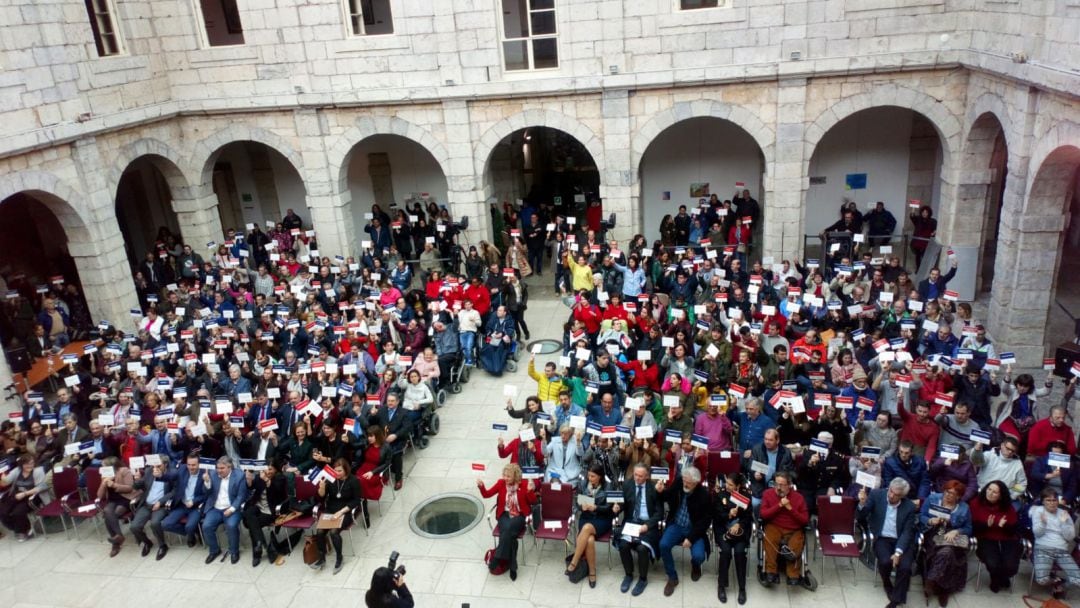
[365,551,413,608]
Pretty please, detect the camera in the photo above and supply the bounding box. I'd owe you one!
[388,550,406,578]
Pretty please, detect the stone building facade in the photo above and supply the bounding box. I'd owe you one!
[0,0,1078,387]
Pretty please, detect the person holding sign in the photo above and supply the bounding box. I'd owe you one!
[0,455,49,542]
[857,478,918,608]
[713,472,752,604]
[565,463,615,588]
[311,458,362,574]
[971,436,1026,503]
[129,455,174,560]
[918,480,973,606]
[242,461,288,567]
[995,371,1053,457]
[97,455,139,557]
[797,432,851,512]
[759,471,811,588]
[928,444,978,503]
[968,480,1021,593]
[613,463,664,596]
[478,463,537,581]
[1027,404,1076,458]
[1027,440,1078,505]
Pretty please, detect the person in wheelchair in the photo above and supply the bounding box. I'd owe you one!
[759,470,813,588]
[431,315,460,391]
[395,369,434,448]
[479,305,516,376]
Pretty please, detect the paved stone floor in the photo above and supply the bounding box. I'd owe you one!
[0,276,1067,608]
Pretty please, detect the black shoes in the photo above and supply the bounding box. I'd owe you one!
[719,586,727,603]
[186,534,197,548]
[141,541,153,557]
[738,588,746,604]
[156,545,168,561]
[620,575,633,593]
[333,558,344,575]
[509,569,517,581]
[205,551,221,564]
[230,553,240,565]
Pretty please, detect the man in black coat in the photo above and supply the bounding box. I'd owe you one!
[858,478,919,608]
[657,465,712,596]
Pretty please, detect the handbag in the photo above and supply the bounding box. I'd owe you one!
[302,535,323,565]
[1023,596,1070,608]
[485,548,507,575]
[932,529,970,549]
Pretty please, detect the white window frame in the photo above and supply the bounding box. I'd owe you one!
[87,0,125,57]
[342,0,395,37]
[189,0,246,49]
[676,0,724,10]
[497,0,560,73]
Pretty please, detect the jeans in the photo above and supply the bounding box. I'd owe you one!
[202,508,242,556]
[659,522,707,580]
[459,332,476,365]
[162,506,201,539]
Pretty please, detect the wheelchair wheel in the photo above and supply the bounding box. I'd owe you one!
[436,389,447,408]
[511,345,521,361]
[461,367,471,383]
[506,360,517,373]
[428,413,440,435]
[756,566,769,586]
[802,571,817,591]
[450,382,463,394]
[417,436,430,449]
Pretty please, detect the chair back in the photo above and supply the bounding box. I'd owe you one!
[816,495,857,535]
[540,481,574,521]
[51,467,78,500]
[294,478,318,502]
[85,467,103,499]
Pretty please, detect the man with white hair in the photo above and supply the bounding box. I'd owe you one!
[656,465,711,595]
[858,477,918,608]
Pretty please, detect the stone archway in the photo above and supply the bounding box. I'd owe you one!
[112,143,191,273]
[957,108,1010,292]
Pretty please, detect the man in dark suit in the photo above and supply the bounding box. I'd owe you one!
[25,324,51,360]
[162,453,208,548]
[369,393,411,491]
[200,455,249,564]
[858,478,918,608]
[614,463,664,596]
[129,456,175,560]
[657,465,711,596]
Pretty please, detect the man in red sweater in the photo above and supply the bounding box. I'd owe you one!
[898,400,940,462]
[1027,404,1076,458]
[759,471,813,588]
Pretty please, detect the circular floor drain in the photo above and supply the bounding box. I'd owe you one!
[408,493,485,539]
[527,339,563,355]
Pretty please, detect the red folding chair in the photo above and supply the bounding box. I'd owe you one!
[533,481,575,557]
[63,467,103,539]
[278,478,321,551]
[814,495,863,584]
[32,467,76,538]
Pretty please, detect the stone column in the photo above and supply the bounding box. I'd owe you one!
[173,190,225,250]
[293,108,353,257]
[70,138,142,328]
[772,78,807,259]
[601,90,634,243]
[987,211,1066,362]
[444,99,490,246]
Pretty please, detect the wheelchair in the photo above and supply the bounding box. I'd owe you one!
[754,516,818,591]
[413,396,441,450]
[444,350,469,396]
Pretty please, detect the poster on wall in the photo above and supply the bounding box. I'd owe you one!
[690,183,710,197]
[661,191,671,201]
[845,173,867,190]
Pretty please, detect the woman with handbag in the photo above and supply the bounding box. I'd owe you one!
[477,463,537,581]
[918,480,973,606]
[565,463,614,588]
[968,480,1021,593]
[713,472,753,604]
[311,458,362,574]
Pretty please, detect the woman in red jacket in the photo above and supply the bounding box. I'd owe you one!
[968,480,1021,593]
[477,463,537,580]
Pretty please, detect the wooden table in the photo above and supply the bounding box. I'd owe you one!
[13,340,91,394]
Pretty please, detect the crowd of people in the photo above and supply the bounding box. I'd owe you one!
[476,193,1079,605]
[0,192,1078,608]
